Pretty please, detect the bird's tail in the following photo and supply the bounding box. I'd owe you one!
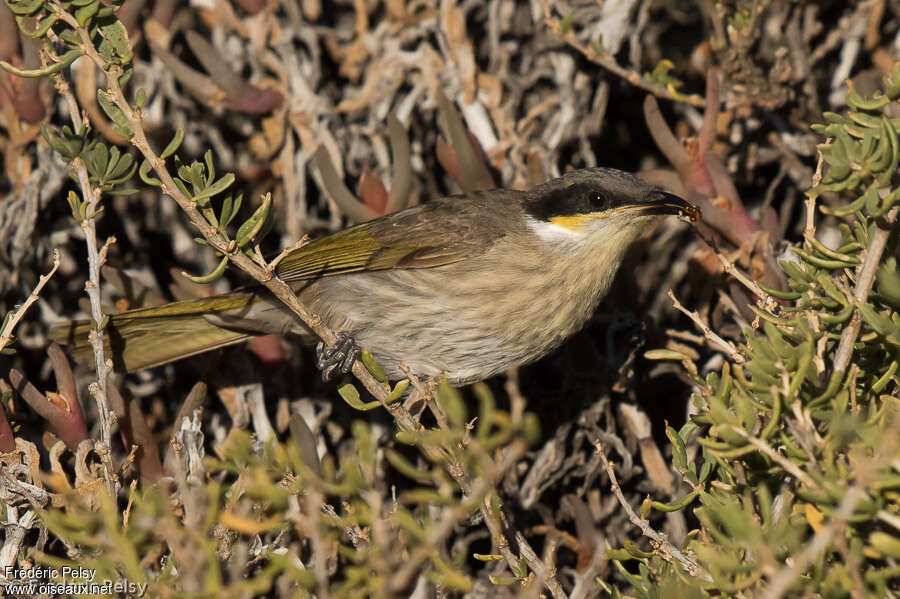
[50,292,260,373]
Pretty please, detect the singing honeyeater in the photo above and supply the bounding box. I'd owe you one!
[52,168,699,384]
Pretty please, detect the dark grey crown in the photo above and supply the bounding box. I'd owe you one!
[524,168,656,221]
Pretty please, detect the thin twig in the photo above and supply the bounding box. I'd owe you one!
[595,441,710,580]
[52,70,117,498]
[695,228,780,313]
[0,248,60,353]
[805,151,825,238]
[728,426,823,492]
[715,246,779,313]
[388,441,528,592]
[669,290,745,363]
[514,531,567,599]
[268,234,310,272]
[0,510,36,578]
[833,205,900,374]
[541,3,705,108]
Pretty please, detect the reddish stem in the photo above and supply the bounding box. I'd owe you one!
[10,346,89,452]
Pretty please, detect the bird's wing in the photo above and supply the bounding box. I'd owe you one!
[274,195,513,282]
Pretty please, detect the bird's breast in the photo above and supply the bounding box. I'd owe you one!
[300,236,621,384]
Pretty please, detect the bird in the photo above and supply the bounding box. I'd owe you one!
[52,167,700,385]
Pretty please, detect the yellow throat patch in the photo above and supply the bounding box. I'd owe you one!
[548,213,599,231]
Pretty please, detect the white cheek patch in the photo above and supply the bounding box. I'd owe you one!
[526,216,585,244]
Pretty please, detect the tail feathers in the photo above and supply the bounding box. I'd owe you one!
[50,294,258,373]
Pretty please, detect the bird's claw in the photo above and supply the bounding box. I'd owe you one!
[315,331,361,381]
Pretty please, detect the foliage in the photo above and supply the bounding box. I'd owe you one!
[15,380,536,596]
[619,66,900,595]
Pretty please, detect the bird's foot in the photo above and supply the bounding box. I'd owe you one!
[316,331,361,381]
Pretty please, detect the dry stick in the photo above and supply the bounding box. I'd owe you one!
[303,489,331,595]
[595,441,710,581]
[387,442,532,593]
[833,206,900,375]
[0,510,37,577]
[0,249,60,352]
[477,495,567,599]
[52,73,118,498]
[715,244,779,313]
[540,4,705,109]
[0,461,52,575]
[728,426,823,492]
[668,289,745,364]
[805,153,825,238]
[515,531,567,599]
[695,227,780,313]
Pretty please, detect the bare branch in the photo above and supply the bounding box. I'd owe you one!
[595,441,710,580]
[0,248,59,353]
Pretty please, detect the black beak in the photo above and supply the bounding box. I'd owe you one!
[627,191,701,222]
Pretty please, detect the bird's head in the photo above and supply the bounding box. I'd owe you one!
[523,168,700,249]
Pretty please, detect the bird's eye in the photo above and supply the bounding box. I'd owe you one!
[590,193,609,210]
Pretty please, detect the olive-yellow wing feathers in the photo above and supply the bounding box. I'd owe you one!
[275,195,513,281]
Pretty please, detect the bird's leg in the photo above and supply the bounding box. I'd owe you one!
[315,331,361,381]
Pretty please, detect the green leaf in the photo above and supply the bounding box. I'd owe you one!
[18,13,56,37]
[160,129,184,160]
[780,259,812,283]
[361,348,387,382]
[522,413,541,446]
[337,384,380,411]
[649,490,700,512]
[86,141,109,180]
[173,178,191,200]
[96,90,132,136]
[98,18,133,64]
[877,259,900,310]
[436,380,466,427]
[869,532,900,559]
[184,255,228,284]
[391,508,426,541]
[193,173,235,203]
[107,153,136,182]
[385,379,409,404]
[139,159,162,186]
[473,382,495,440]
[0,47,82,77]
[666,425,687,472]
[6,0,44,16]
[385,449,433,482]
[66,190,84,221]
[41,124,83,161]
[117,65,132,88]
[428,555,472,592]
[204,150,215,184]
[104,146,121,178]
[75,0,100,26]
[235,193,272,248]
